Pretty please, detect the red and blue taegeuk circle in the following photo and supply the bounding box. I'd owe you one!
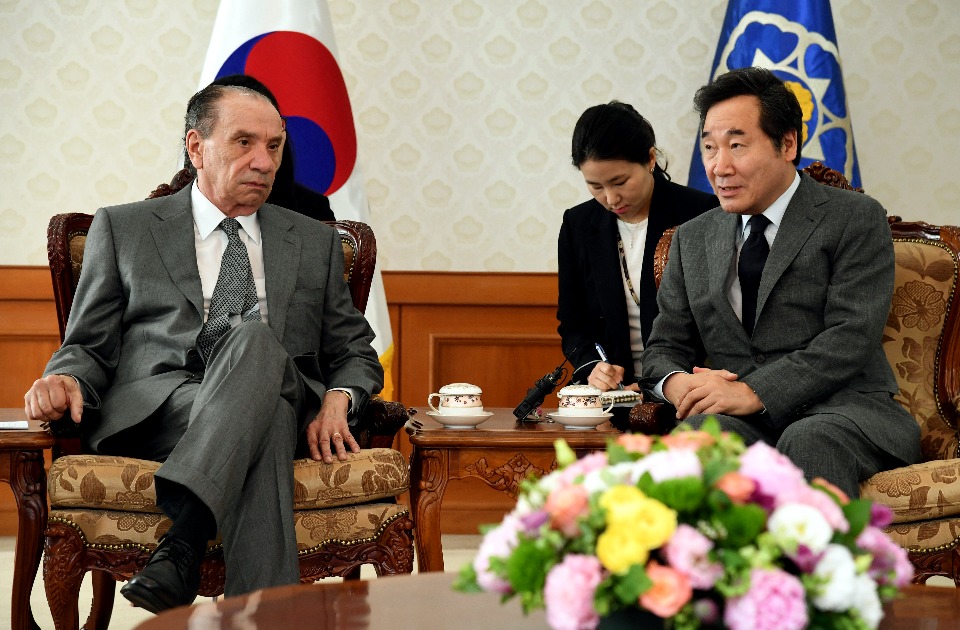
[217,31,356,196]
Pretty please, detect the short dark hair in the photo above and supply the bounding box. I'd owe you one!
[693,66,803,165]
[571,101,669,179]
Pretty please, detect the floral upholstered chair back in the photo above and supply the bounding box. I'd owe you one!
[883,228,959,462]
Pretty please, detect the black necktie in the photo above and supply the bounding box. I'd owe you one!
[197,218,261,362]
[738,214,771,336]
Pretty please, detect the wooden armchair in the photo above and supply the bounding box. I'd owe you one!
[630,162,960,585]
[42,212,414,629]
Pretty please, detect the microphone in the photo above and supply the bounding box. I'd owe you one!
[513,350,576,421]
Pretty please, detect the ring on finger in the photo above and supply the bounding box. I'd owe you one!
[332,432,342,440]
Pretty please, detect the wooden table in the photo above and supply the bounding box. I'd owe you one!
[406,407,619,572]
[0,410,54,630]
[134,573,960,629]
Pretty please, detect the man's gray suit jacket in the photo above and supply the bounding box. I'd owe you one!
[641,173,920,466]
[44,185,384,452]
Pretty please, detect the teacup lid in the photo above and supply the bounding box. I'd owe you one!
[438,382,482,395]
[558,384,601,396]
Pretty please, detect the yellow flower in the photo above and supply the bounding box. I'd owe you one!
[597,524,650,574]
[597,486,678,574]
[600,485,648,528]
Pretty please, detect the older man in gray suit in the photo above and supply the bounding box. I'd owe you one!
[641,67,920,498]
[23,84,383,612]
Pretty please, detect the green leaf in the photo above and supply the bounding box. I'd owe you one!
[712,503,767,549]
[612,563,653,604]
[841,499,873,540]
[452,563,483,592]
[638,475,707,514]
[505,540,555,595]
[606,441,632,464]
[554,439,576,468]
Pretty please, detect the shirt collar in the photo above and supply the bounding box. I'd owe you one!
[739,171,800,233]
[191,182,262,245]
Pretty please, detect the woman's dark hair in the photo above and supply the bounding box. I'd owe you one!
[693,66,803,166]
[571,101,669,179]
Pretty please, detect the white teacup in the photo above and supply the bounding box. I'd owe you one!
[428,383,484,415]
[557,384,614,416]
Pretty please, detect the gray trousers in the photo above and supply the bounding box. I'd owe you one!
[103,322,309,596]
[682,411,896,499]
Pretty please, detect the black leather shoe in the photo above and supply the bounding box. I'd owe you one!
[120,534,202,614]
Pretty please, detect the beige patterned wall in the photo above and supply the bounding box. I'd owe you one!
[1,0,957,271]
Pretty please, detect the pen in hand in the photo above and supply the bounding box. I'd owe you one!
[594,343,624,389]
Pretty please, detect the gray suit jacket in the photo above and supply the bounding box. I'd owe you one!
[641,173,920,465]
[44,186,384,451]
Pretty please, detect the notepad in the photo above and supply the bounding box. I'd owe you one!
[0,420,28,430]
[600,391,642,405]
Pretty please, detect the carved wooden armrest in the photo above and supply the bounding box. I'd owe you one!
[357,397,409,449]
[625,401,677,435]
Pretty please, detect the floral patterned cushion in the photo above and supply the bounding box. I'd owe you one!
[48,502,410,551]
[49,448,408,512]
[860,459,960,523]
[884,514,960,552]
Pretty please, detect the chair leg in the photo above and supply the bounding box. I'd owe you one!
[44,521,87,630]
[84,571,115,630]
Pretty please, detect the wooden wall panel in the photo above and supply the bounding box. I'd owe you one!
[0,267,562,537]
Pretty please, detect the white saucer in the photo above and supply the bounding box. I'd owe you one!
[426,410,493,429]
[545,411,613,430]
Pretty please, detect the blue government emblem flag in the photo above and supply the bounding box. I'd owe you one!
[688,0,861,193]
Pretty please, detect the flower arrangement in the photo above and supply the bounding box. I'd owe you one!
[454,419,912,630]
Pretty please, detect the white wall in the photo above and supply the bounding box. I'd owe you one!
[1,0,957,270]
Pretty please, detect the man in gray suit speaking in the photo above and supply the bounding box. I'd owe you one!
[641,67,920,498]
[23,84,384,612]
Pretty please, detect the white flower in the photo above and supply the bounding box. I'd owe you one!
[811,544,857,611]
[629,449,702,483]
[580,462,633,494]
[851,573,883,628]
[768,503,833,554]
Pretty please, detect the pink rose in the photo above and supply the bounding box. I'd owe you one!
[662,524,724,589]
[617,433,654,454]
[639,561,692,618]
[659,431,715,451]
[811,477,850,504]
[546,484,590,537]
[715,471,756,504]
[554,451,609,488]
[473,514,521,594]
[738,443,806,507]
[544,554,603,630]
[724,568,808,630]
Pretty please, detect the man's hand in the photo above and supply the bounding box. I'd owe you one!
[664,368,763,420]
[588,362,625,392]
[24,375,83,423]
[305,390,360,463]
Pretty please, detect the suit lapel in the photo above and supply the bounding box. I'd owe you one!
[259,205,299,340]
[757,174,827,315]
[151,187,203,319]
[706,211,744,332]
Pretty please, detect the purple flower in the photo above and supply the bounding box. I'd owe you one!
[857,526,914,587]
[662,524,724,589]
[519,510,549,534]
[473,514,522,594]
[543,554,603,630]
[869,503,894,528]
[724,568,808,630]
[738,443,807,508]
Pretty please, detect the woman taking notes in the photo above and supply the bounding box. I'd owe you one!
[557,101,717,393]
